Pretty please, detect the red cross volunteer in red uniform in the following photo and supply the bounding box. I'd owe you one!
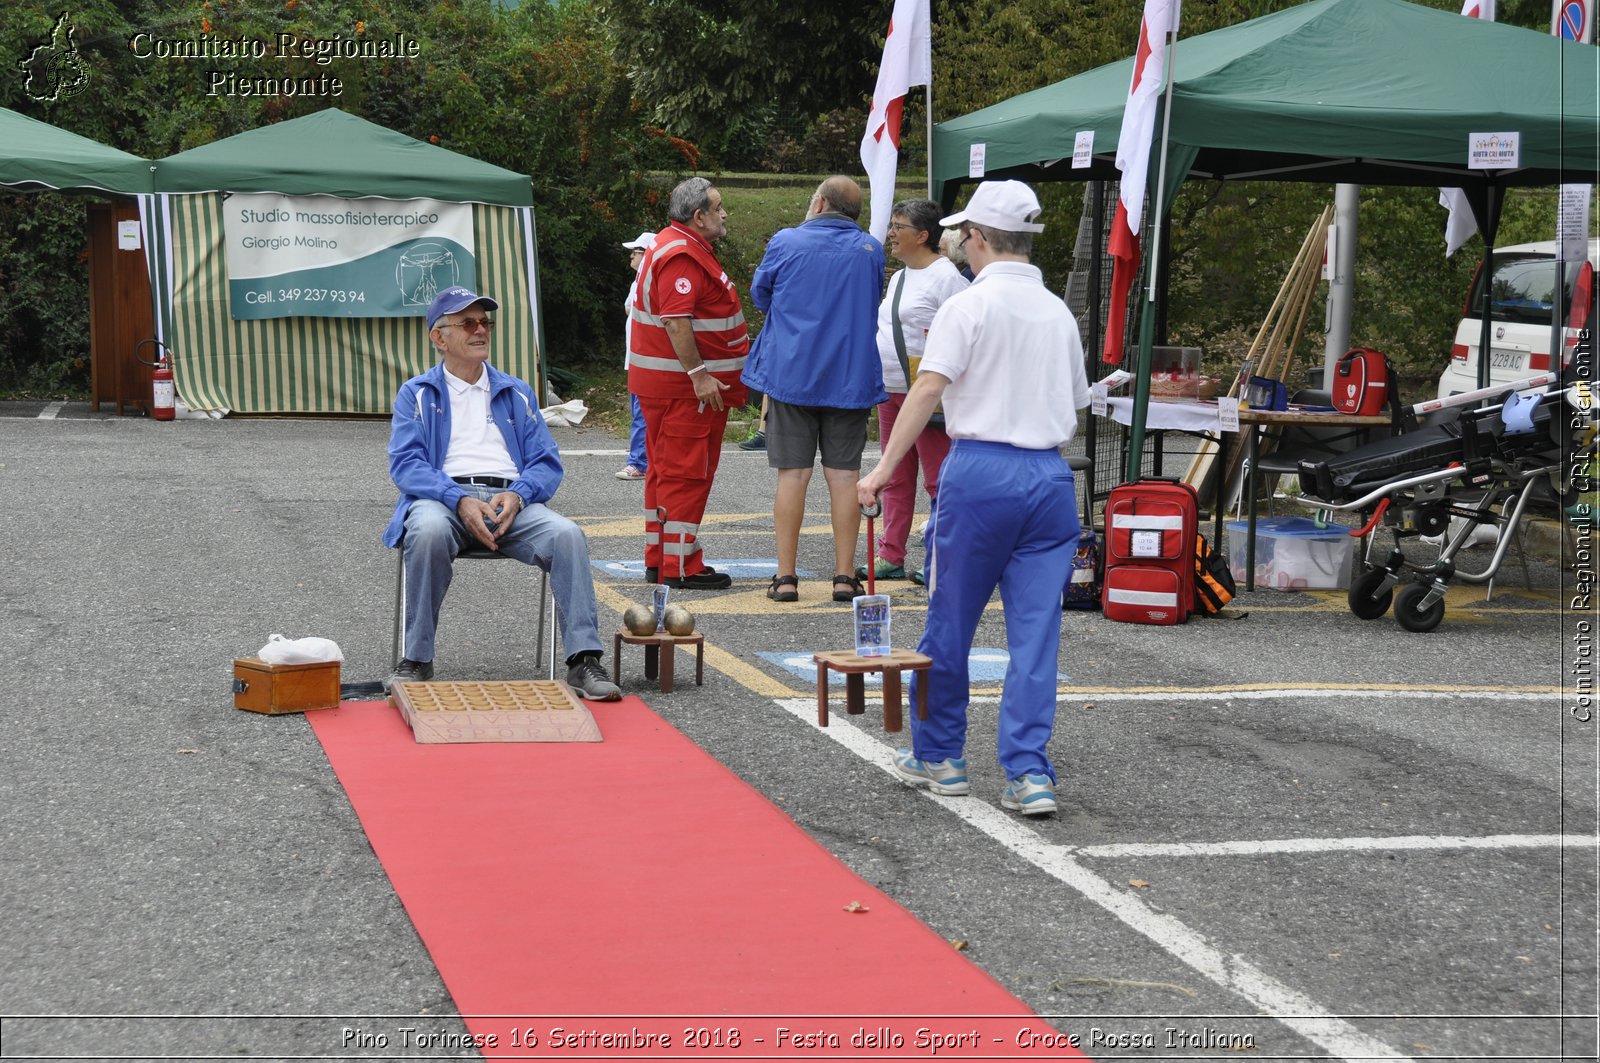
[628,177,750,589]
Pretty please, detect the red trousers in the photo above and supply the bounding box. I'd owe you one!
[638,395,729,577]
[874,393,951,567]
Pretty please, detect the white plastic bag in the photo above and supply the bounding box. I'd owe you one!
[539,398,589,427]
[257,633,344,665]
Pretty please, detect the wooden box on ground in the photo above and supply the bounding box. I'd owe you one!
[390,680,602,744]
[232,657,341,715]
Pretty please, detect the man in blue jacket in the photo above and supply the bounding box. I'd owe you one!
[742,176,886,604]
[383,286,620,700]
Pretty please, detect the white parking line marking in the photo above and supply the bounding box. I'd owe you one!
[775,697,1415,1062]
[1076,833,1600,859]
[1037,688,1558,702]
[37,401,64,419]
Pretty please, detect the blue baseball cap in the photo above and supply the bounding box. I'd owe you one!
[426,286,499,331]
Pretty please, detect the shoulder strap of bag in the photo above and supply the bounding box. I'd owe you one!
[891,270,913,384]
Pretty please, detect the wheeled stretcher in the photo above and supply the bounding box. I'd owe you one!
[1290,358,1595,632]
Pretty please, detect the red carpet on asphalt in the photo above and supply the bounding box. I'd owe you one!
[310,698,1086,1060]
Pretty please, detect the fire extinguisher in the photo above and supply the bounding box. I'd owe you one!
[135,338,175,421]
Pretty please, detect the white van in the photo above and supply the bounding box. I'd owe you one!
[1436,236,1598,400]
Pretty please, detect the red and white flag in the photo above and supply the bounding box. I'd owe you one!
[1104,0,1181,363]
[861,0,932,243]
[1439,0,1495,257]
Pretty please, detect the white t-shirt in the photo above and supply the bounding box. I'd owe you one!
[918,260,1091,450]
[875,256,970,392]
[440,367,519,480]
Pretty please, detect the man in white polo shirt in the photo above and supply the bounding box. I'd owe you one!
[382,286,620,700]
[858,180,1090,816]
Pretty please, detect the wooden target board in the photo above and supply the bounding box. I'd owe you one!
[389,680,602,744]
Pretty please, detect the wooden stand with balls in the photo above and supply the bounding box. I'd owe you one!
[615,600,704,694]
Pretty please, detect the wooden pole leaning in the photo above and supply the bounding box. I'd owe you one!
[1182,204,1334,502]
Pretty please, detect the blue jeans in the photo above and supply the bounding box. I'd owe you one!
[627,394,648,470]
[399,485,603,664]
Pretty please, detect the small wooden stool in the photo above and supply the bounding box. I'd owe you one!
[812,648,932,732]
[613,630,705,694]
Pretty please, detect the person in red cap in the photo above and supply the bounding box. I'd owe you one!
[627,178,750,589]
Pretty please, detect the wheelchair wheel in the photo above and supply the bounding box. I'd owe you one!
[1393,582,1445,633]
[1347,568,1394,620]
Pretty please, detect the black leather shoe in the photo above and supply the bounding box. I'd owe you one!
[663,569,732,590]
[385,658,433,692]
[650,565,718,584]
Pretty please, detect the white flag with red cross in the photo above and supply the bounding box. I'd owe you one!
[861,0,932,243]
[1104,0,1181,363]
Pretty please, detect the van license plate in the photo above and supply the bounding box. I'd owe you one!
[1489,349,1524,370]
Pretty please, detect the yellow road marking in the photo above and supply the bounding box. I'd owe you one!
[573,511,777,540]
[594,584,940,617]
[577,512,895,540]
[592,581,800,697]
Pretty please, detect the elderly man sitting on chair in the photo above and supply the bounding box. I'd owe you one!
[382,285,620,701]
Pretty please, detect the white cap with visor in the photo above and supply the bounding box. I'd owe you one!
[939,180,1046,234]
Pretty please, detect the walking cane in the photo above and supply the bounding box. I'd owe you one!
[861,500,881,596]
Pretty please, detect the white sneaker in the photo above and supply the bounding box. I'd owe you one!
[892,749,970,795]
[615,465,645,480]
[1000,774,1057,815]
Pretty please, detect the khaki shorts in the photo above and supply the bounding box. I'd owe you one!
[764,399,871,471]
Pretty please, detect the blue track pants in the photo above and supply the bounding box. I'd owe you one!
[909,441,1079,781]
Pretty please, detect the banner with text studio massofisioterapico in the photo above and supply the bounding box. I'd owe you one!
[224,193,476,319]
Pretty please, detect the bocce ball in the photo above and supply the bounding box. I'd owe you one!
[623,603,657,636]
[662,605,695,636]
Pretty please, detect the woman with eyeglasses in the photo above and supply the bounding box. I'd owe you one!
[859,199,970,585]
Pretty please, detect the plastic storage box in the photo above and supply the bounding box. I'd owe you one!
[1226,517,1355,591]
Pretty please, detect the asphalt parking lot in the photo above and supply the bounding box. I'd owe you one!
[0,405,1595,1062]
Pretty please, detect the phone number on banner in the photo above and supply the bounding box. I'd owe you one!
[242,287,368,308]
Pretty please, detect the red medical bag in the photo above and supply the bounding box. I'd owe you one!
[1101,479,1198,625]
[1332,347,1394,416]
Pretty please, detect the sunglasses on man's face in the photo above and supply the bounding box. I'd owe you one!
[441,317,496,333]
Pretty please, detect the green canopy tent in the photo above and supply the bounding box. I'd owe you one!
[148,108,544,415]
[0,107,152,194]
[930,0,1600,471]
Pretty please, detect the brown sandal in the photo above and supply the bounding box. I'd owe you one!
[767,574,799,602]
[831,574,864,602]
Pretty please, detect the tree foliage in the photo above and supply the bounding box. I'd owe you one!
[594,0,891,167]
